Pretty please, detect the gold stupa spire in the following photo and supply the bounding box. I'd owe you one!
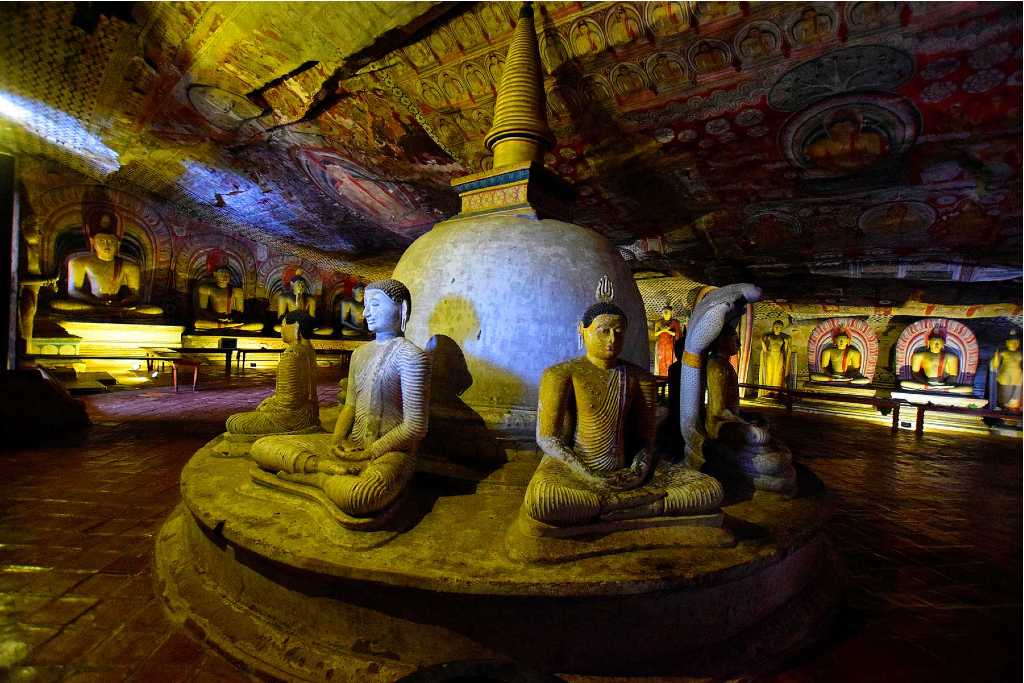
[483,2,555,168]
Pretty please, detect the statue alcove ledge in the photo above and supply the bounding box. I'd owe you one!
[156,435,841,681]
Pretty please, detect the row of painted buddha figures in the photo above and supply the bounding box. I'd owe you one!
[220,279,794,536]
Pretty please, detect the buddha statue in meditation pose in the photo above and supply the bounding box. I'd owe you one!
[704,326,796,496]
[51,210,162,316]
[273,271,331,335]
[194,267,263,331]
[809,332,870,384]
[900,333,973,394]
[250,279,431,523]
[225,311,320,437]
[522,303,724,528]
[989,332,1022,411]
[339,284,368,338]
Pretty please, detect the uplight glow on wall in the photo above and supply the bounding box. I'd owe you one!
[0,91,120,174]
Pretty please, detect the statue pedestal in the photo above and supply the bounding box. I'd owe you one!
[801,381,878,399]
[891,391,989,433]
[156,439,842,680]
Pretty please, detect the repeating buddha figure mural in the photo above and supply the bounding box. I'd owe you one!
[251,279,431,527]
[521,302,723,531]
[50,206,163,317]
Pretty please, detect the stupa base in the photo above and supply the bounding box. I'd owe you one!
[156,439,843,680]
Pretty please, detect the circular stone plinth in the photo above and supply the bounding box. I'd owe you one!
[155,437,843,681]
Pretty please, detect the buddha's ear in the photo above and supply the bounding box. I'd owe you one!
[400,300,409,332]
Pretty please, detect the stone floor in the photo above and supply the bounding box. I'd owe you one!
[0,368,1020,682]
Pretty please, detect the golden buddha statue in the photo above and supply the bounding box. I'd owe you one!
[705,326,796,496]
[17,215,58,353]
[272,271,331,335]
[339,284,368,338]
[758,320,790,397]
[989,332,1022,411]
[225,311,320,437]
[522,303,723,529]
[250,279,431,525]
[194,267,263,332]
[900,333,973,394]
[50,211,163,316]
[809,332,870,384]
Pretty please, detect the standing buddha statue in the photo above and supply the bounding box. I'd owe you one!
[989,331,1022,411]
[757,320,790,397]
[652,305,683,377]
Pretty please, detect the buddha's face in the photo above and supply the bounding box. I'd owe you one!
[835,334,850,350]
[365,289,401,334]
[91,233,120,261]
[582,314,626,361]
[927,337,944,353]
[213,269,231,289]
[1006,338,1020,352]
[280,319,298,344]
[291,278,308,296]
[772,321,783,334]
[661,308,672,321]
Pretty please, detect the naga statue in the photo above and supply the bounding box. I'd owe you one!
[679,284,796,497]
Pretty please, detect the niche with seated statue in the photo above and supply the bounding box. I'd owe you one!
[805,317,879,395]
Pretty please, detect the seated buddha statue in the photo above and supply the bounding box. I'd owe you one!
[522,303,724,529]
[194,267,263,332]
[704,326,796,496]
[989,332,1022,411]
[50,211,162,316]
[809,332,870,384]
[250,279,431,524]
[339,285,368,338]
[225,311,320,438]
[272,271,332,335]
[899,333,973,394]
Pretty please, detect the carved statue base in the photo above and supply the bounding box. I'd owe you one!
[156,438,842,680]
[801,380,879,399]
[506,507,733,563]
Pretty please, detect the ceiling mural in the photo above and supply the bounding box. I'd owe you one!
[0,1,1020,294]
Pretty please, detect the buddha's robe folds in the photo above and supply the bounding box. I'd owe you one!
[226,341,319,435]
[705,356,795,494]
[524,358,723,527]
[251,337,430,518]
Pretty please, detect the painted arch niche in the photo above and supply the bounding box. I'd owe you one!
[36,185,174,303]
[894,319,981,385]
[807,317,879,380]
[172,236,259,299]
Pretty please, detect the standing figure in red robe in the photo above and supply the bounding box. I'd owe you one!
[653,305,684,377]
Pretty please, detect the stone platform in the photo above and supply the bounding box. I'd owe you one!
[801,381,879,398]
[891,391,989,434]
[156,438,842,680]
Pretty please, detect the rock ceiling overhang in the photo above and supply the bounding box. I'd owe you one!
[0,1,1021,293]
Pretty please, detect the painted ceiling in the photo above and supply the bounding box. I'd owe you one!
[1,1,1021,293]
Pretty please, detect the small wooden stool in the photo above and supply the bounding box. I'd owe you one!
[171,357,201,393]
